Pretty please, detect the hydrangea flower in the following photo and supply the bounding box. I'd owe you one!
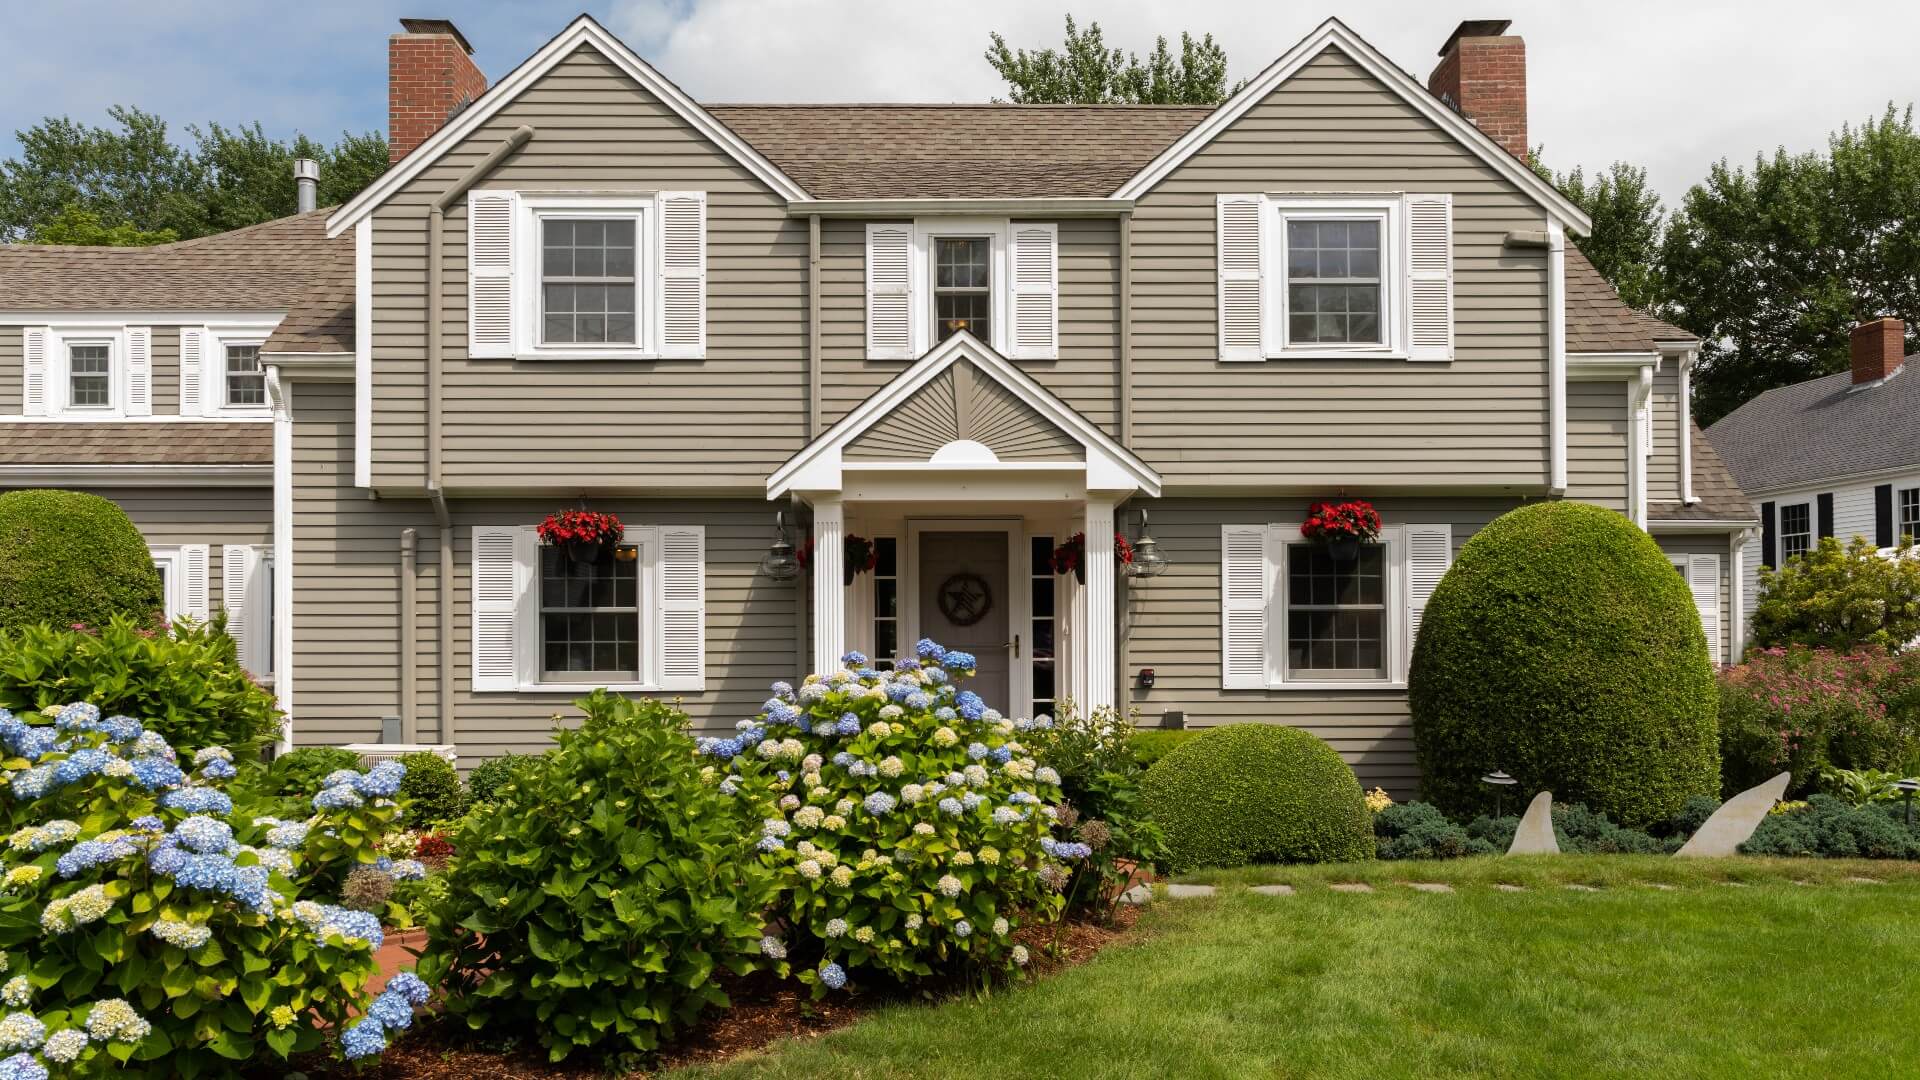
[760,936,787,960]
[953,919,972,939]
[0,981,24,1009]
[41,1028,87,1064]
[387,971,430,1007]
[313,785,364,811]
[797,859,823,880]
[966,742,989,760]
[0,1053,42,1080]
[265,822,310,849]
[0,869,38,891]
[829,865,853,887]
[818,962,847,990]
[992,917,1010,936]
[84,999,149,1044]
[0,1014,44,1052]
[821,815,846,831]
[936,874,963,897]
[174,816,235,855]
[912,822,935,836]
[389,859,427,881]
[161,787,233,816]
[128,757,184,791]
[961,792,985,811]
[1035,766,1061,786]
[823,918,848,938]
[862,791,896,816]
[149,919,212,950]
[852,926,876,944]
[367,991,415,1032]
[1012,944,1030,966]
[340,1016,387,1060]
[937,798,963,816]
[905,913,924,930]
[100,715,143,743]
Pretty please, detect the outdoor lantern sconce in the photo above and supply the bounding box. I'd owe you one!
[1125,509,1170,578]
[759,511,802,582]
[1482,769,1518,819]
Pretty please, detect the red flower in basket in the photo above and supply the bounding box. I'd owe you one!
[795,534,878,585]
[1050,532,1135,583]
[537,510,624,560]
[1300,500,1381,549]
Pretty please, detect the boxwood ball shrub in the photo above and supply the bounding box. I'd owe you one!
[1141,724,1374,873]
[0,489,165,634]
[464,752,535,805]
[395,751,466,827]
[711,641,1075,996]
[419,692,777,1064]
[1409,501,1719,828]
[0,703,425,1077]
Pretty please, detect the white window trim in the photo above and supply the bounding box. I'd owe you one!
[514,193,658,361]
[1897,487,1920,544]
[1778,500,1814,561]
[1267,524,1410,690]
[43,328,128,418]
[910,217,1009,357]
[1263,195,1406,360]
[151,545,185,621]
[211,336,270,416]
[507,524,667,693]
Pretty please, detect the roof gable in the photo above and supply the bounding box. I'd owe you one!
[1109,18,1591,232]
[845,360,1085,462]
[327,15,809,238]
[1707,357,1920,493]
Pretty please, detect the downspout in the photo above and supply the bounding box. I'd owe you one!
[1547,221,1567,494]
[1118,210,1134,445]
[1678,348,1698,504]
[399,528,417,743]
[1631,364,1653,528]
[807,214,822,438]
[425,124,534,749]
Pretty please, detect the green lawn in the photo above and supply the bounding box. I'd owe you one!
[670,858,1920,1079]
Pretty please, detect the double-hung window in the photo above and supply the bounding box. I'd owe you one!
[1779,502,1813,561]
[224,343,266,407]
[932,237,992,344]
[1285,218,1383,347]
[541,217,638,346]
[1899,488,1920,544]
[67,342,113,410]
[1284,542,1389,680]
[538,543,643,682]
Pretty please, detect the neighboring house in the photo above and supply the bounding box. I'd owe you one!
[1707,316,1919,633]
[0,15,1751,793]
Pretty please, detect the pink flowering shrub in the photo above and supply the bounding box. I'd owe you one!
[1717,645,1920,796]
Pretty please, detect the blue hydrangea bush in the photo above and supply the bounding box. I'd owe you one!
[0,704,425,1078]
[702,640,1085,996]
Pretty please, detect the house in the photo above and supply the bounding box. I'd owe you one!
[0,15,1752,793]
[1706,316,1920,625]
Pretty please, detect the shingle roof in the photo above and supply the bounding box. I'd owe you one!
[0,423,271,465]
[262,231,355,354]
[1649,422,1757,523]
[1564,246,1696,353]
[0,210,346,312]
[704,104,1213,199]
[1706,360,1920,493]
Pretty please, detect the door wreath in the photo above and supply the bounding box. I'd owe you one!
[936,571,993,627]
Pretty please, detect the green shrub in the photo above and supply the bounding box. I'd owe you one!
[724,644,1072,995]
[0,616,281,758]
[1409,501,1719,828]
[1378,801,1680,859]
[1373,801,1494,859]
[1141,724,1373,873]
[465,752,535,803]
[0,489,165,632]
[419,691,776,1064]
[264,746,366,797]
[1742,794,1920,858]
[1128,728,1201,770]
[1752,535,1920,651]
[397,751,466,827]
[1718,645,1920,797]
[1023,703,1166,922]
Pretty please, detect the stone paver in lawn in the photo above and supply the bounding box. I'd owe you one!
[1493,883,1527,892]
[1328,882,1374,894]
[1249,884,1295,896]
[1845,876,1883,885]
[1407,882,1454,893]
[1642,883,1677,891]
[1564,884,1600,892]
[1162,884,1217,899]
[1118,884,1153,905]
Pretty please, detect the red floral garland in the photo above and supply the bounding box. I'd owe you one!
[1050,532,1135,577]
[1300,500,1381,544]
[536,509,624,546]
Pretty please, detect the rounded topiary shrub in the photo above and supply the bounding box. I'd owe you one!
[396,750,466,827]
[0,489,165,632]
[1409,501,1718,828]
[1141,724,1373,873]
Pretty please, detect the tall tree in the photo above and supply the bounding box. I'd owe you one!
[0,107,389,244]
[986,15,1247,105]
[1529,152,1668,311]
[1664,105,1920,423]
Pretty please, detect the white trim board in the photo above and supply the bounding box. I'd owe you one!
[0,311,286,326]
[0,465,270,486]
[326,15,809,238]
[354,216,374,488]
[1108,17,1592,235]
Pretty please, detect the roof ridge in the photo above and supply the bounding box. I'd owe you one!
[705,102,1217,111]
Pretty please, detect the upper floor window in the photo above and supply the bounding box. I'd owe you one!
[541,218,638,346]
[1900,488,1920,544]
[862,219,1059,362]
[224,344,265,407]
[1285,219,1383,346]
[933,237,992,344]
[67,343,113,409]
[1779,502,1812,561]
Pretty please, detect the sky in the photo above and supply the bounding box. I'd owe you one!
[2,1,1914,207]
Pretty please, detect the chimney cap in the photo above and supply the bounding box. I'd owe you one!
[1438,19,1515,56]
[398,17,474,55]
[292,158,320,182]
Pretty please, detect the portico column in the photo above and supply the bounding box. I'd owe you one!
[811,497,846,673]
[1081,497,1117,709]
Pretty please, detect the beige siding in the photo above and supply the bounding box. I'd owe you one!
[52,486,271,611]
[1653,533,1736,666]
[369,44,808,493]
[0,326,18,410]
[1566,379,1628,510]
[1648,361,1682,503]
[150,327,180,415]
[1128,47,1552,489]
[845,361,1082,461]
[295,380,805,760]
[1118,496,1521,797]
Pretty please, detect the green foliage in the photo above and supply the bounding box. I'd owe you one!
[1717,645,1920,797]
[463,752,534,805]
[1375,800,1687,860]
[0,617,281,760]
[1023,703,1166,921]
[1141,724,1374,873]
[985,15,1247,104]
[0,104,390,243]
[0,705,416,1076]
[395,752,466,828]
[1542,159,1666,311]
[1742,794,1920,858]
[1127,729,1201,770]
[1409,501,1720,828]
[1820,766,1907,806]
[418,692,776,1065]
[0,489,165,633]
[1666,104,1920,423]
[734,649,1071,996]
[28,204,177,245]
[1751,536,1920,651]
[1372,802,1494,860]
[262,747,364,798]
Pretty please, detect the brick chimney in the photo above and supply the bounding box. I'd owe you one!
[1852,317,1907,385]
[389,18,486,163]
[1429,20,1528,160]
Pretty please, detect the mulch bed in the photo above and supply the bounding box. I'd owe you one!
[292,908,1138,1079]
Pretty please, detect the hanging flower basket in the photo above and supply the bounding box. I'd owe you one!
[1050,532,1134,584]
[537,509,624,564]
[1300,500,1381,562]
[797,534,879,586]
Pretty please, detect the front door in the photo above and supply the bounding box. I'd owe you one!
[917,530,1012,710]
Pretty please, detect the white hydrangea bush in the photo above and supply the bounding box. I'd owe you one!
[699,640,1089,994]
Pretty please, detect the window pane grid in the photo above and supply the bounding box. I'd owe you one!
[539,544,640,679]
[1900,489,1920,544]
[225,344,265,406]
[541,217,637,345]
[1780,504,1812,561]
[933,237,990,343]
[1285,218,1383,345]
[1284,544,1388,680]
[872,538,898,670]
[1029,536,1056,717]
[69,344,110,407]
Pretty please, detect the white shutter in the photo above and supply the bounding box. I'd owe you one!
[1217,195,1265,361]
[124,327,152,416]
[221,544,259,666]
[181,544,211,621]
[1220,524,1271,689]
[657,191,707,358]
[178,328,206,416]
[1687,553,1722,665]
[1405,525,1453,666]
[467,191,517,358]
[657,526,706,691]
[865,224,914,360]
[22,328,49,416]
[470,526,523,691]
[1406,194,1454,361]
[1009,223,1059,360]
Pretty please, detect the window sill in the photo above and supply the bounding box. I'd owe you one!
[511,351,690,362]
[1259,679,1407,692]
[1262,349,1412,362]
[497,681,664,695]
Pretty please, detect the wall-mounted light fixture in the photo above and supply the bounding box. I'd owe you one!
[1125,508,1170,578]
[759,511,802,582]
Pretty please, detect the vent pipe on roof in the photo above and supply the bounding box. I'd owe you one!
[293,158,320,214]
